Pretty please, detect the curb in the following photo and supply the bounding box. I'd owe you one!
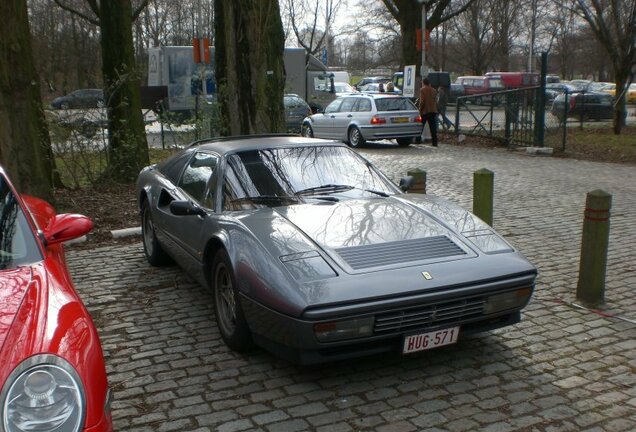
[111,227,142,238]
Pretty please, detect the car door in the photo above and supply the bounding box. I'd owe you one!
[330,97,358,140]
[311,98,342,138]
[155,151,219,274]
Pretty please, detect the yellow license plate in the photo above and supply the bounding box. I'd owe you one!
[392,117,409,123]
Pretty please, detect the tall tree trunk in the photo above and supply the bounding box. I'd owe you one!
[215,0,286,135]
[384,0,474,77]
[0,0,56,199]
[100,0,149,181]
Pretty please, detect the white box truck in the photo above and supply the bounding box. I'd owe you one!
[147,46,336,113]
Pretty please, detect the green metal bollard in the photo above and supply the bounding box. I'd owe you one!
[576,190,612,306]
[407,169,427,194]
[473,168,494,226]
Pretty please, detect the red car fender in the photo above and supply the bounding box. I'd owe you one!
[0,262,111,430]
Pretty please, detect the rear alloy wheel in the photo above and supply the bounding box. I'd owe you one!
[141,201,171,266]
[348,126,365,147]
[212,249,252,351]
[302,124,314,138]
[396,138,412,147]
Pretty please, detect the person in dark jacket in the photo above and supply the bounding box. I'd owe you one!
[418,78,438,146]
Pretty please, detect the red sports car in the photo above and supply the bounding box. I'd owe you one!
[0,167,112,432]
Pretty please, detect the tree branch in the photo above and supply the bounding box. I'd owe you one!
[53,0,100,26]
[133,0,151,21]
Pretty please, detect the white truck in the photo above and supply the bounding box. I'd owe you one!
[147,46,335,113]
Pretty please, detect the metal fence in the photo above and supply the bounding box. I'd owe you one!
[449,87,625,149]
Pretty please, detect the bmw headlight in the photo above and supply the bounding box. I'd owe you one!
[1,355,85,432]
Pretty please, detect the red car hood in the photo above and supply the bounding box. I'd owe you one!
[0,266,34,351]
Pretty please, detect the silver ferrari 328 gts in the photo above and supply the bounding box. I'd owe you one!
[136,135,537,364]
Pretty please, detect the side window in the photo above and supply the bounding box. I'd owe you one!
[178,152,219,208]
[324,99,342,114]
[356,98,372,112]
[338,97,357,112]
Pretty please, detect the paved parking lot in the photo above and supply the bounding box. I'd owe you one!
[67,142,636,432]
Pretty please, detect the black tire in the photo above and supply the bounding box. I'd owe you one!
[212,249,252,351]
[60,102,69,110]
[348,126,365,147]
[396,137,412,147]
[141,201,171,266]
[96,99,105,108]
[302,123,314,138]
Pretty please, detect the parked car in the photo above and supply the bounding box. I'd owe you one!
[551,91,617,121]
[51,89,105,109]
[301,93,422,147]
[455,76,506,105]
[334,81,357,97]
[448,83,466,104]
[566,79,593,92]
[136,135,538,364]
[0,166,112,431]
[358,82,400,93]
[628,83,636,104]
[353,76,391,90]
[484,72,539,89]
[545,83,579,105]
[284,94,312,134]
[604,83,636,104]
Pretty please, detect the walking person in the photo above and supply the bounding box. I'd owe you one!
[436,86,453,131]
[418,78,438,146]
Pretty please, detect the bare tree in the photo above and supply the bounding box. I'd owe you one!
[447,0,498,75]
[544,4,579,78]
[570,0,636,134]
[53,0,150,181]
[490,0,522,71]
[214,0,286,135]
[283,0,344,57]
[0,0,56,198]
[382,0,476,76]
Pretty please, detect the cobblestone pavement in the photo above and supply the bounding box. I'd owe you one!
[67,142,636,432]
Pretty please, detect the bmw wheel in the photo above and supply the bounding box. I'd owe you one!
[141,201,171,266]
[348,126,365,147]
[302,123,314,138]
[212,249,251,351]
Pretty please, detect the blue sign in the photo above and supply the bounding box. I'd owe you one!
[322,47,328,66]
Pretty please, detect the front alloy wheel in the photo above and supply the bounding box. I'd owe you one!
[212,249,251,351]
[141,201,170,266]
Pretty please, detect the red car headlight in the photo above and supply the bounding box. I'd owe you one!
[1,355,85,432]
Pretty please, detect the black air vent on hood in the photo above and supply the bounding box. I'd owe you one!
[335,236,466,270]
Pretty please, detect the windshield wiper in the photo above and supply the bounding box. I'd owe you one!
[365,189,390,197]
[295,184,354,196]
[230,195,299,205]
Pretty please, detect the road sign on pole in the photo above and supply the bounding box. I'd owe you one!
[403,65,416,98]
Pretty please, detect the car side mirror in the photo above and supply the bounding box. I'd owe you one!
[170,200,206,217]
[399,176,414,192]
[44,213,93,245]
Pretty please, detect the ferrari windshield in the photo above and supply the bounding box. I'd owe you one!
[222,145,397,210]
[0,176,42,269]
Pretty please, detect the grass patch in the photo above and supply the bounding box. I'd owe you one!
[547,126,636,164]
